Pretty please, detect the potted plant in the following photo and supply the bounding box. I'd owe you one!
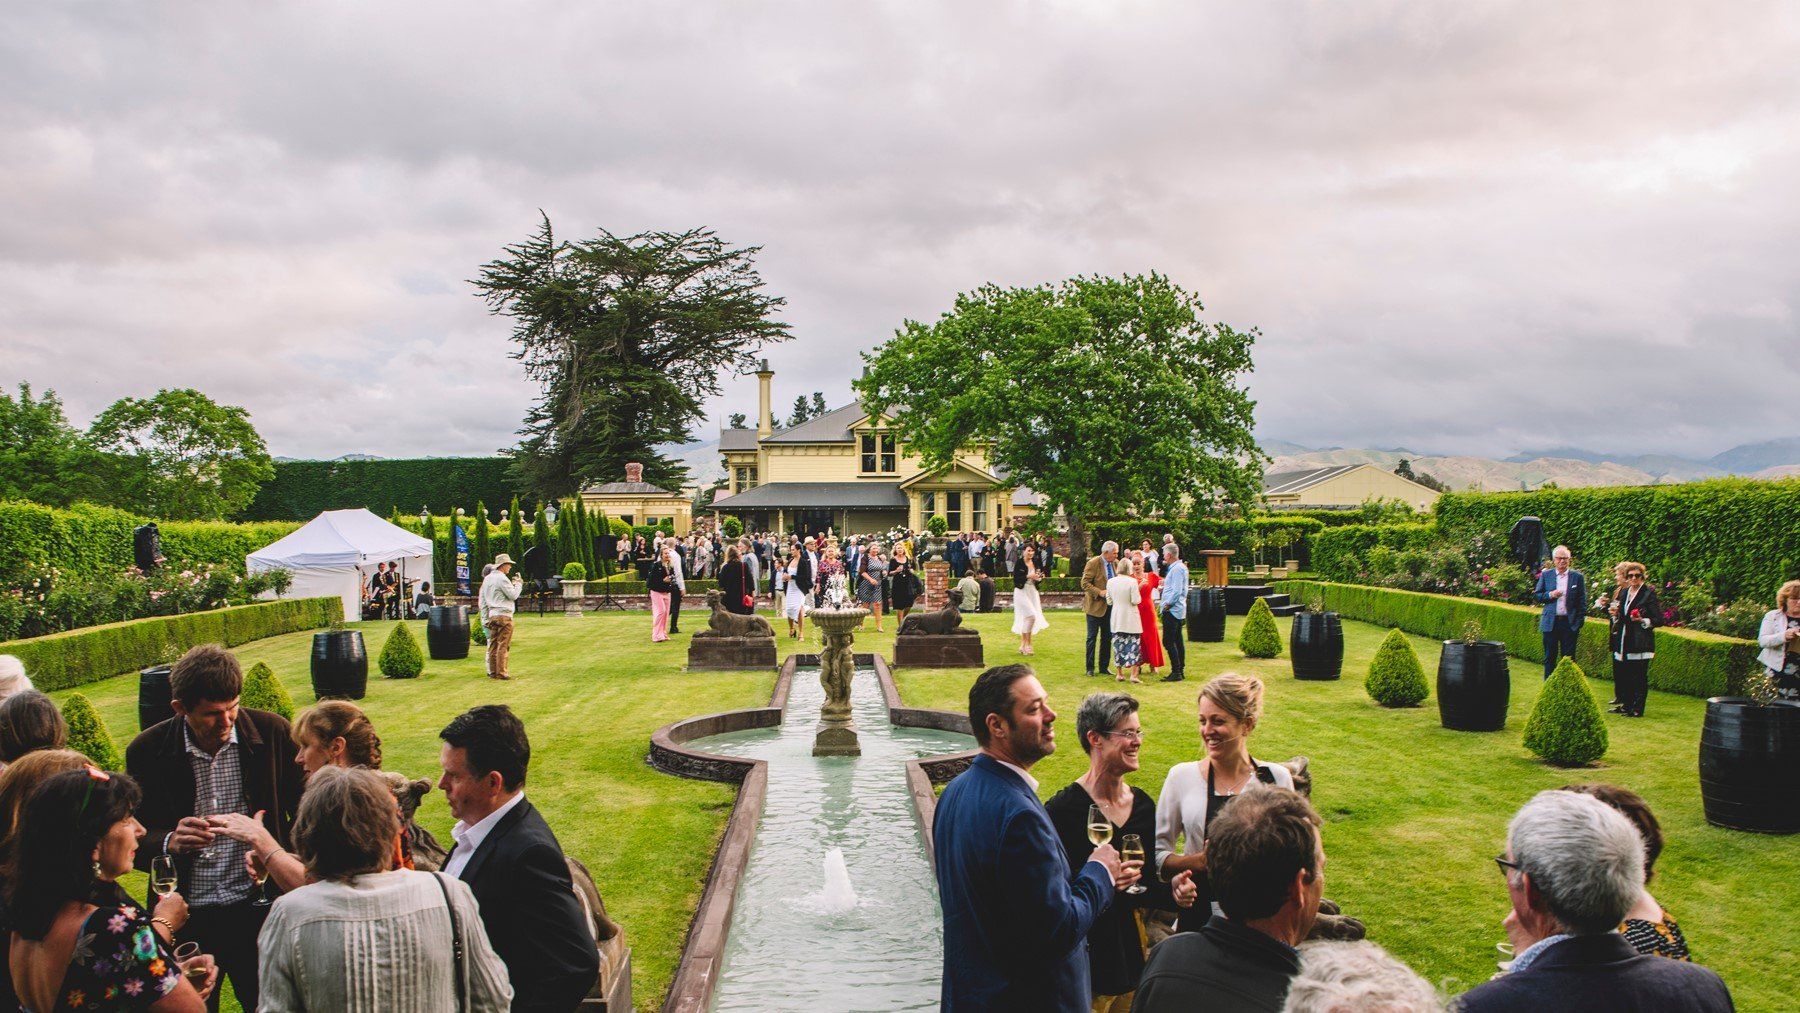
[1437,619,1509,731]
[1700,672,1800,834]
[920,515,950,561]
[560,561,588,600]
[311,618,368,700]
[1289,593,1344,681]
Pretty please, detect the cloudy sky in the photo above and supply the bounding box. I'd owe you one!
[4,2,1797,462]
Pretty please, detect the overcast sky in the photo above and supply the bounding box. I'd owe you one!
[4,2,1797,462]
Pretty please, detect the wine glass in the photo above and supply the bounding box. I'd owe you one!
[1118,834,1147,894]
[150,855,178,898]
[174,942,209,986]
[1086,804,1112,848]
[199,795,220,859]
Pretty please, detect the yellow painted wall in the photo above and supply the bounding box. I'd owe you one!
[579,493,693,534]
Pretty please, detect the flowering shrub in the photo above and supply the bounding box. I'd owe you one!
[0,561,292,641]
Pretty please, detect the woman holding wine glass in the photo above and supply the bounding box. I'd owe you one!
[1044,693,1197,1011]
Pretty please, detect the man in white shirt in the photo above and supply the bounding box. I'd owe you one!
[480,553,523,680]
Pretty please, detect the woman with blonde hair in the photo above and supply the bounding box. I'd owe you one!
[1757,579,1800,700]
[1155,673,1295,930]
[889,542,920,622]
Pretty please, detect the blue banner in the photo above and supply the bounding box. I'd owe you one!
[453,522,471,595]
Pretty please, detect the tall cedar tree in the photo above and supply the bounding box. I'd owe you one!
[473,214,790,498]
[474,502,492,574]
[786,396,812,427]
[532,502,552,569]
[856,273,1264,574]
[507,496,525,564]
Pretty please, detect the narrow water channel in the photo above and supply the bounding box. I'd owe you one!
[696,665,971,1012]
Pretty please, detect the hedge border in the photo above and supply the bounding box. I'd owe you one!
[1272,580,1757,699]
[0,597,342,692]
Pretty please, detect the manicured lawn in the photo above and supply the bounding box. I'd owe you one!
[50,605,1794,1009]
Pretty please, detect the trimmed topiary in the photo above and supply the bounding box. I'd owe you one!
[561,561,587,581]
[471,620,488,646]
[61,693,123,771]
[379,623,425,679]
[1239,598,1283,658]
[1365,628,1429,707]
[241,661,295,722]
[1523,657,1609,766]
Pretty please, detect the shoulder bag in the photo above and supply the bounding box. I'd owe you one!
[432,871,467,1008]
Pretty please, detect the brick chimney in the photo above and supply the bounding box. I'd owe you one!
[625,462,644,484]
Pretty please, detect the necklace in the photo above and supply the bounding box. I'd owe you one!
[1209,760,1255,795]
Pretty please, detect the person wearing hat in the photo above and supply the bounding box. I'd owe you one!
[480,553,523,680]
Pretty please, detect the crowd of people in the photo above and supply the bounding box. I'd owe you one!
[1082,539,1192,684]
[0,645,603,1011]
[935,664,1736,1012]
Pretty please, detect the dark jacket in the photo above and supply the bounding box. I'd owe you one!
[448,798,601,1013]
[1534,567,1589,632]
[1131,914,1299,1013]
[647,561,676,594]
[1607,585,1662,658]
[1044,784,1177,997]
[935,754,1113,1012]
[1456,933,1732,1013]
[125,709,304,895]
[794,551,816,593]
[718,559,752,613]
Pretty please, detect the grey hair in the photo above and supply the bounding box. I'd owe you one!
[1163,543,1180,560]
[1101,540,1119,554]
[1075,692,1140,754]
[1117,557,1135,576]
[1282,941,1443,1013]
[1551,544,1571,558]
[1507,790,1644,934]
[0,657,30,702]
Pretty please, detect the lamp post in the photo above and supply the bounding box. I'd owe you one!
[545,501,559,528]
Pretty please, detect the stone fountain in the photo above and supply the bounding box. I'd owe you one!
[810,574,868,757]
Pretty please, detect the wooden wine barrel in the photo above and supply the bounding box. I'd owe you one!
[1437,640,1510,731]
[1187,587,1227,642]
[137,666,174,730]
[426,605,471,660]
[1290,613,1344,680]
[310,630,368,701]
[1699,697,1800,834]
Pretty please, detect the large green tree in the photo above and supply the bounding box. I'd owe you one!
[855,273,1265,573]
[87,388,275,520]
[473,214,791,498]
[0,383,105,506]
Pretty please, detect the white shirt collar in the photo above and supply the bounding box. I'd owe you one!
[450,790,525,859]
[182,720,239,758]
[989,754,1038,793]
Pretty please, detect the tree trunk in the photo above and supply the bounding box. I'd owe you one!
[1066,515,1090,579]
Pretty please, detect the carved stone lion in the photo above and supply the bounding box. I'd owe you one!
[692,589,775,638]
[897,588,966,637]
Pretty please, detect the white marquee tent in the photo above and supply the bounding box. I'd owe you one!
[246,509,432,621]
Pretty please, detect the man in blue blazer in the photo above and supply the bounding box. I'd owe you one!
[935,664,1135,1011]
[1533,545,1586,678]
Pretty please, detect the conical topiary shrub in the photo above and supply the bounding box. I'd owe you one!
[61,693,123,771]
[241,661,295,722]
[379,623,425,679]
[471,619,488,646]
[1239,598,1283,659]
[1523,657,1609,766]
[1365,629,1429,707]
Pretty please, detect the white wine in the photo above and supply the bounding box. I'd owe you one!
[1086,823,1112,847]
[152,876,178,897]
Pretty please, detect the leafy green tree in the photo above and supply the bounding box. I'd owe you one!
[1238,598,1283,658]
[0,383,106,506]
[532,502,552,568]
[1524,658,1608,766]
[810,392,828,417]
[728,412,747,429]
[472,214,791,498]
[1365,629,1429,707]
[474,502,492,573]
[507,496,525,563]
[87,388,274,520]
[785,396,812,427]
[855,274,1263,575]
[61,693,123,770]
[555,501,580,572]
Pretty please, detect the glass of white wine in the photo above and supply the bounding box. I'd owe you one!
[1118,834,1147,894]
[1086,804,1112,848]
[150,855,178,898]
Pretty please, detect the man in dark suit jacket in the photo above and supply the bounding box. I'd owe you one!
[439,705,600,1012]
[1533,545,1587,678]
[1459,790,1731,1012]
[948,534,970,578]
[935,664,1130,1011]
[797,535,819,600]
[127,644,304,1011]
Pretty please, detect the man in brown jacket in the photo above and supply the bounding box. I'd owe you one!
[1081,540,1120,676]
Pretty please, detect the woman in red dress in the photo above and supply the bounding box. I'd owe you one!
[1134,549,1165,674]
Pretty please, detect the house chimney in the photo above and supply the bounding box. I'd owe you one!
[756,359,774,437]
[625,462,644,484]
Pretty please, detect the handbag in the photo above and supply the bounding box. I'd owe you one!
[432,872,466,1007]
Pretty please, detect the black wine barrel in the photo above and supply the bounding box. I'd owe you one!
[1224,584,1267,616]
[1437,640,1510,731]
[1290,613,1345,680]
[137,666,173,731]
[1699,697,1800,834]
[427,605,471,660]
[310,630,369,701]
[1188,587,1227,642]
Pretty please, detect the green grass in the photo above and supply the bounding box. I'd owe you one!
[51,607,1795,1010]
[891,612,1796,1011]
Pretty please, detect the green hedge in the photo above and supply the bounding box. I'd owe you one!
[243,457,519,521]
[0,597,342,692]
[1433,478,1800,601]
[1310,524,1437,581]
[0,501,300,582]
[1272,580,1757,699]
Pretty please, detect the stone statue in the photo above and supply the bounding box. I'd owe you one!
[896,588,965,637]
[693,589,775,639]
[809,605,867,756]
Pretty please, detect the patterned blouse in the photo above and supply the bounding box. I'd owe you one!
[1621,912,1690,961]
[47,902,182,1010]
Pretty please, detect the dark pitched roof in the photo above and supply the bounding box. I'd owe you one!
[1261,464,1364,496]
[710,482,908,509]
[761,402,869,444]
[720,428,761,452]
[584,481,678,496]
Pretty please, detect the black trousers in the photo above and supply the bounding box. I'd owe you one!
[1541,618,1578,678]
[1086,613,1112,673]
[1613,658,1651,715]
[668,586,682,633]
[183,899,268,1012]
[1162,613,1186,679]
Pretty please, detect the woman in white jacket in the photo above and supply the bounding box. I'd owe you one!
[1106,558,1143,683]
[1756,579,1800,699]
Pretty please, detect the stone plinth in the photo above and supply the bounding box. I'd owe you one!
[922,561,951,611]
[893,631,985,668]
[686,636,777,671]
[809,607,868,756]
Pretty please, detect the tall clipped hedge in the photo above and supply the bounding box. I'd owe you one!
[0,501,300,583]
[1434,478,1800,601]
[1310,524,1437,581]
[1273,579,1756,699]
[0,597,341,692]
[243,457,519,521]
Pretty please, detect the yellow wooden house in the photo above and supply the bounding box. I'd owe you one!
[710,362,1015,535]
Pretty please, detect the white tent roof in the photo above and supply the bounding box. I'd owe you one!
[247,509,431,571]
